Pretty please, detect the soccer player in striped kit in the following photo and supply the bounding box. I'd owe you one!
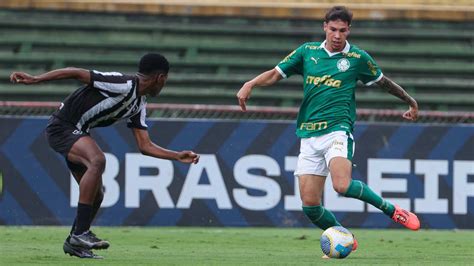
[10,53,200,259]
[237,6,420,257]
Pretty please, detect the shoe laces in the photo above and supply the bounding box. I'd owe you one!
[394,210,409,223]
[84,230,102,242]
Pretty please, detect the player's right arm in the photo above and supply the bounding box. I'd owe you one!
[10,67,90,85]
[237,69,282,111]
[237,44,305,111]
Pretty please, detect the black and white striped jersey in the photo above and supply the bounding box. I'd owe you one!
[53,70,148,132]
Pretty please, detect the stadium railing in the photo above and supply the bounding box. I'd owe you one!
[1,101,473,124]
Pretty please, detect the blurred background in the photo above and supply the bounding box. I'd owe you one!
[0,0,472,122]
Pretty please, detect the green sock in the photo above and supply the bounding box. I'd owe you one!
[344,179,395,216]
[302,205,341,230]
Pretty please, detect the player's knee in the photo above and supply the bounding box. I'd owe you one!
[332,179,350,194]
[301,195,322,206]
[302,199,321,206]
[89,154,106,173]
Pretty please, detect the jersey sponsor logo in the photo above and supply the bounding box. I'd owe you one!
[337,58,350,72]
[304,45,320,50]
[280,50,296,63]
[343,52,361,59]
[299,121,328,131]
[367,61,378,76]
[306,75,341,88]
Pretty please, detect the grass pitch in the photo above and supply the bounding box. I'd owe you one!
[1,226,473,265]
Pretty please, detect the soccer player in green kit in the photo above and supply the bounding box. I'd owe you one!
[236,6,420,257]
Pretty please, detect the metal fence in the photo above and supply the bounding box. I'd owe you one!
[1,101,473,124]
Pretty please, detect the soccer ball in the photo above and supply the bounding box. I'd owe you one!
[320,226,354,259]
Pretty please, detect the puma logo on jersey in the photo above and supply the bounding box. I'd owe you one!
[310,57,319,64]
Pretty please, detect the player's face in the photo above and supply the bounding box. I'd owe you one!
[150,73,168,97]
[323,19,350,52]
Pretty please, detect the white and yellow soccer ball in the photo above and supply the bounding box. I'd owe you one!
[320,226,354,259]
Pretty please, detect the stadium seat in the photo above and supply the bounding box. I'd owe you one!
[0,8,472,110]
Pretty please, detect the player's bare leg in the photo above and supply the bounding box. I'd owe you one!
[67,137,105,205]
[328,157,352,195]
[299,174,325,207]
[300,174,342,229]
[63,137,109,257]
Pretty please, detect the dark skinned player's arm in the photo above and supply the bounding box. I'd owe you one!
[131,127,180,160]
[131,128,200,164]
[10,67,90,85]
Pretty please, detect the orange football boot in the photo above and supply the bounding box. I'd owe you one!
[352,234,358,251]
[391,205,420,230]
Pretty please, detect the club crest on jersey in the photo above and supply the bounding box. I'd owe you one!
[337,58,350,72]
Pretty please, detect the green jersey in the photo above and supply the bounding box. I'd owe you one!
[276,41,382,138]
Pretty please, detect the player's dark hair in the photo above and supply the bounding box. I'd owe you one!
[138,53,170,75]
[325,6,353,25]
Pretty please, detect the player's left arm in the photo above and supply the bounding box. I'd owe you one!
[131,127,200,164]
[376,76,419,121]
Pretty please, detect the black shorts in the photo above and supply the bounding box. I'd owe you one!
[45,116,89,158]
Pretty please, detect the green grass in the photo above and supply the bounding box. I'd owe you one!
[0,226,473,265]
